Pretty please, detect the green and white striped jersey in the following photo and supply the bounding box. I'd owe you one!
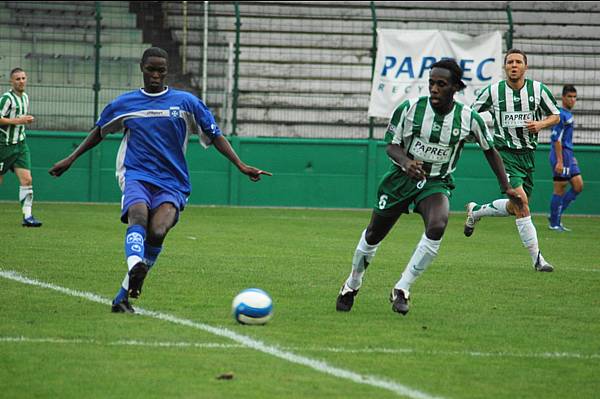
[0,89,29,146]
[385,96,494,179]
[472,79,559,150]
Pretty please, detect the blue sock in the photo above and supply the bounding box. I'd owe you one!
[113,287,128,305]
[549,194,563,226]
[144,243,163,270]
[561,189,579,214]
[125,225,146,269]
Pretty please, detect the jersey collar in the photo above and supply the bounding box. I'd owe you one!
[140,86,169,97]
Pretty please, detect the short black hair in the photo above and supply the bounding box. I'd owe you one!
[141,47,168,64]
[10,67,25,77]
[504,49,527,65]
[430,59,467,90]
[562,84,577,96]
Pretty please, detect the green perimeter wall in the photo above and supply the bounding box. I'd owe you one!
[1,130,599,215]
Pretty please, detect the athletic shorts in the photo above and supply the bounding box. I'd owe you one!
[374,164,454,217]
[121,179,187,225]
[499,149,535,197]
[549,149,581,181]
[0,141,31,175]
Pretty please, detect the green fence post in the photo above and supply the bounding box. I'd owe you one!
[505,5,513,49]
[231,2,241,136]
[228,135,241,205]
[366,139,378,208]
[366,2,378,206]
[90,1,103,201]
[93,1,102,123]
[369,1,377,140]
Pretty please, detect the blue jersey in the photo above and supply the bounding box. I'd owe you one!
[550,107,574,153]
[96,87,221,196]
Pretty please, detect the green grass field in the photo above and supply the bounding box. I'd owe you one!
[1,203,599,399]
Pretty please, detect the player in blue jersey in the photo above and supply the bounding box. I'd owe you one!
[49,47,271,313]
[548,85,583,231]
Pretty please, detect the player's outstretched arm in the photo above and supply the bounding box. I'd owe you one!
[212,135,272,182]
[483,148,523,209]
[49,126,104,177]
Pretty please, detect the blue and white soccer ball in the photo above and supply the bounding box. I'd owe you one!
[232,288,273,325]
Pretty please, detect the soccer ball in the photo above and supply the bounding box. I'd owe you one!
[232,288,273,325]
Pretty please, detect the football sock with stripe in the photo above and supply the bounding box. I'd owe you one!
[549,194,563,226]
[125,225,146,270]
[19,185,33,218]
[472,199,510,219]
[346,229,380,290]
[560,189,579,215]
[394,233,441,296]
[144,244,163,270]
[515,216,543,265]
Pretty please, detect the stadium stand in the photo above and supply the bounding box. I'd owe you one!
[163,1,600,142]
[1,1,599,142]
[0,1,150,130]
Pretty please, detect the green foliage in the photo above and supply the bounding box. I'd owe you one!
[1,204,599,398]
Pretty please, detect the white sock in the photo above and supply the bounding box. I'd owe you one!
[515,216,541,264]
[127,256,144,270]
[19,185,33,218]
[394,233,441,296]
[345,229,380,290]
[121,273,129,290]
[472,199,509,219]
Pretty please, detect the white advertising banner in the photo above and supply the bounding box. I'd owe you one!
[368,29,503,118]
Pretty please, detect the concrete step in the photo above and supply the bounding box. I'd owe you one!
[0,25,144,44]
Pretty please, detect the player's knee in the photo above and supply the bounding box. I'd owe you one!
[425,222,446,241]
[149,224,171,242]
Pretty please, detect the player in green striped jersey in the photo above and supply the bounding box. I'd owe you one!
[465,49,560,272]
[336,60,521,316]
[0,68,42,227]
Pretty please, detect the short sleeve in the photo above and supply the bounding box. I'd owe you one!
[190,98,222,147]
[550,110,565,143]
[469,111,494,150]
[95,101,119,136]
[540,84,560,116]
[472,85,493,113]
[0,94,13,117]
[385,100,411,144]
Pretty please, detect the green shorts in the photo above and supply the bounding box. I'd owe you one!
[0,141,31,175]
[374,164,455,216]
[499,149,535,197]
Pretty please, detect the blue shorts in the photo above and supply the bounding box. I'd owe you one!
[550,150,581,181]
[121,180,187,224]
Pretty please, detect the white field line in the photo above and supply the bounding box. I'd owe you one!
[0,269,441,399]
[2,336,599,361]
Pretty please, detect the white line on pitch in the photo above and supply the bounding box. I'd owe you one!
[0,269,441,399]
[2,336,599,361]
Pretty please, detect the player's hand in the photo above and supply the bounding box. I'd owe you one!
[240,165,272,182]
[554,162,564,174]
[505,187,523,210]
[525,120,542,134]
[402,159,426,180]
[19,115,34,124]
[48,158,74,177]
